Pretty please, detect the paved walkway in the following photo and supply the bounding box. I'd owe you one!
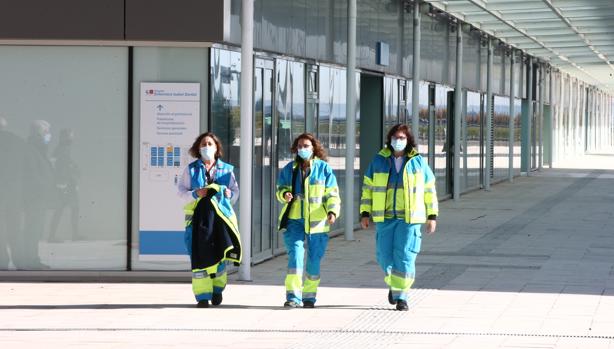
[2,154,614,348]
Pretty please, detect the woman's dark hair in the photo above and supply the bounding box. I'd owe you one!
[189,132,224,160]
[290,133,328,162]
[386,124,417,153]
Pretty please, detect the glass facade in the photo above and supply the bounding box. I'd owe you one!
[275,59,306,251]
[383,76,401,139]
[493,95,511,181]
[433,85,452,197]
[462,91,483,191]
[210,48,242,168]
[418,82,430,160]
[0,46,128,270]
[318,66,361,229]
[513,98,522,175]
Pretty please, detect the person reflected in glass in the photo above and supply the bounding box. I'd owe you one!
[18,120,55,269]
[178,132,239,308]
[276,133,341,308]
[0,117,28,269]
[49,128,81,242]
[360,124,438,311]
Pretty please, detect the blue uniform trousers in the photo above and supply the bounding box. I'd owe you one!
[375,219,422,301]
[284,219,329,304]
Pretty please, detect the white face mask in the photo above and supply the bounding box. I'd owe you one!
[391,137,407,152]
[43,133,52,145]
[200,146,216,161]
[297,147,313,160]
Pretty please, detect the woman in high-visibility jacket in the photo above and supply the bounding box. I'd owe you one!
[276,133,341,308]
[360,124,438,311]
[178,132,239,308]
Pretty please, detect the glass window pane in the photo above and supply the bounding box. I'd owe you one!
[493,95,511,181]
[0,46,128,270]
[462,91,482,191]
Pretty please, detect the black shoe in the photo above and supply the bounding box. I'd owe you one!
[212,293,223,306]
[197,300,209,308]
[283,301,300,308]
[388,290,395,305]
[396,300,408,311]
[303,300,315,308]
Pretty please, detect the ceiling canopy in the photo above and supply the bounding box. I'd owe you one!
[425,0,614,93]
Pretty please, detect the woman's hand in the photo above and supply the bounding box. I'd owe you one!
[224,188,231,198]
[327,212,336,225]
[195,188,208,198]
[360,217,370,229]
[425,219,437,234]
[283,192,293,202]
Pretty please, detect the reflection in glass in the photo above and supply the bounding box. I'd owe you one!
[275,59,305,250]
[49,129,80,242]
[318,66,347,228]
[493,95,511,181]
[417,82,430,157]
[0,46,127,270]
[462,91,482,191]
[211,49,242,168]
[252,66,275,259]
[252,68,263,256]
[383,77,400,140]
[513,98,522,174]
[433,85,451,196]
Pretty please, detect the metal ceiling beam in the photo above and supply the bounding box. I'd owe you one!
[449,2,544,12]
[542,0,614,72]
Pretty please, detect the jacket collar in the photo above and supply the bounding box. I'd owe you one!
[378,147,418,159]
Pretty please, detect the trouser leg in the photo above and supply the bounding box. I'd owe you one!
[303,233,329,304]
[212,262,227,294]
[284,220,305,303]
[192,263,219,301]
[390,221,421,301]
[375,220,395,292]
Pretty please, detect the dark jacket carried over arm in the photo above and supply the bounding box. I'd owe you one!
[190,183,242,271]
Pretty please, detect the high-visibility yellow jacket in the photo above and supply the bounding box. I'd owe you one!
[276,157,341,234]
[360,147,438,223]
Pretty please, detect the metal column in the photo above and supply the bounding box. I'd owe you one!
[411,1,421,139]
[538,64,544,170]
[548,66,556,168]
[238,0,254,281]
[485,37,493,190]
[508,50,515,181]
[344,0,356,241]
[526,57,533,175]
[453,24,462,200]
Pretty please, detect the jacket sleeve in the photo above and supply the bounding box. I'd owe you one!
[359,160,375,217]
[323,163,341,218]
[423,162,439,219]
[227,171,240,205]
[177,166,198,201]
[275,163,292,203]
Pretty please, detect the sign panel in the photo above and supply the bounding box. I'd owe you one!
[139,82,199,260]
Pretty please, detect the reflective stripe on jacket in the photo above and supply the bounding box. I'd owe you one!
[276,157,341,234]
[360,147,438,223]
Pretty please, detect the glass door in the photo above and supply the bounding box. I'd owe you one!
[252,59,275,262]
